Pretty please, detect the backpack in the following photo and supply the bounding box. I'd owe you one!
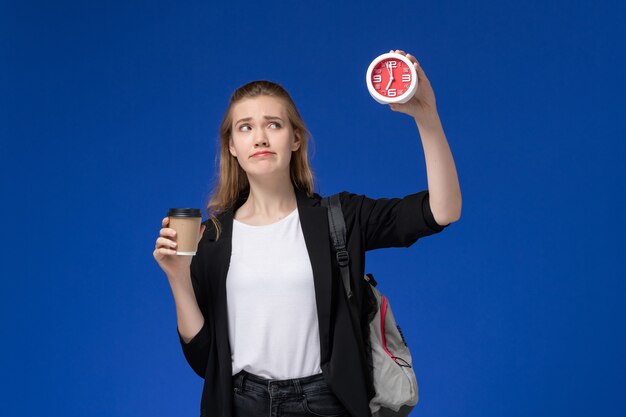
[321,194,418,417]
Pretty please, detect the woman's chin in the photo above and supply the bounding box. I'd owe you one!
[244,168,290,180]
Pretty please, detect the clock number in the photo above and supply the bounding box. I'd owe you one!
[387,60,398,68]
[402,74,411,83]
[373,74,382,83]
[387,88,397,97]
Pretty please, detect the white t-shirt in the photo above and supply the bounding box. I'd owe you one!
[227,208,322,379]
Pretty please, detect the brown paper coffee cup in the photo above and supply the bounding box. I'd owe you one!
[168,208,202,256]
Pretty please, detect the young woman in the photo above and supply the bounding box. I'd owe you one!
[154,49,462,417]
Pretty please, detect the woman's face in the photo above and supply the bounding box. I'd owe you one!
[229,95,300,180]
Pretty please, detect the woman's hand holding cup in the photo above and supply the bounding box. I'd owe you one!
[154,216,206,283]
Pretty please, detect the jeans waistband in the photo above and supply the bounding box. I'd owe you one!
[233,369,329,397]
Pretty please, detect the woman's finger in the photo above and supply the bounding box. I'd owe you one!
[414,61,427,80]
[406,53,419,65]
[154,247,177,257]
[156,236,177,249]
[159,227,177,238]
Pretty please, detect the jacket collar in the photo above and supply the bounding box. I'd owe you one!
[227,186,320,212]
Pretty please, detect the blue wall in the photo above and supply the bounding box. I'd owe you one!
[1,1,625,416]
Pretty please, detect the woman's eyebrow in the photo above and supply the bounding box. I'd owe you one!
[235,116,283,125]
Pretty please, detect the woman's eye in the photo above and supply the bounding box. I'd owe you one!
[238,122,280,131]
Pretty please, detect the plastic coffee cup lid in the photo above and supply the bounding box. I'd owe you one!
[168,208,202,218]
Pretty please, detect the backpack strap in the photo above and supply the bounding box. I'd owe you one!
[321,193,353,299]
[322,193,377,399]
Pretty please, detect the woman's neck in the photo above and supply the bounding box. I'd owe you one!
[235,175,297,225]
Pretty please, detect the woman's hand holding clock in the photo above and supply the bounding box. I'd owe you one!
[386,50,438,127]
[366,49,440,128]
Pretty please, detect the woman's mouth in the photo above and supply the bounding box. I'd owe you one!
[250,151,275,158]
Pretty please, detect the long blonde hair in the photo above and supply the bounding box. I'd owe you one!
[206,80,315,238]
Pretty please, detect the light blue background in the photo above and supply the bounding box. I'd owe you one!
[1,1,625,416]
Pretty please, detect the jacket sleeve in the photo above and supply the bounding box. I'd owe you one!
[340,190,448,250]
[176,222,212,378]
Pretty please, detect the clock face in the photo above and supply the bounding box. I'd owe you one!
[366,52,418,104]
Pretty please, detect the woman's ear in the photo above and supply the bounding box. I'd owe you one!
[229,137,237,157]
[291,131,302,152]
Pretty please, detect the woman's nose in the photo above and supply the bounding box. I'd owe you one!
[254,133,269,147]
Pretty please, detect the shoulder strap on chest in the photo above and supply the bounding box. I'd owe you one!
[321,193,353,299]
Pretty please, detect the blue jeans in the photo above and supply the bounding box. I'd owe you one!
[232,369,351,417]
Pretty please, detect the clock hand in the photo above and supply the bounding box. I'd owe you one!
[386,62,394,90]
[384,63,393,90]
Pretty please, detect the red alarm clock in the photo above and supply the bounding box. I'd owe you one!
[366,52,418,104]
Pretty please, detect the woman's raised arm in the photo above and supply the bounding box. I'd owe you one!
[388,49,462,226]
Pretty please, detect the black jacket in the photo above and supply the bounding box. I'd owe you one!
[177,188,447,417]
